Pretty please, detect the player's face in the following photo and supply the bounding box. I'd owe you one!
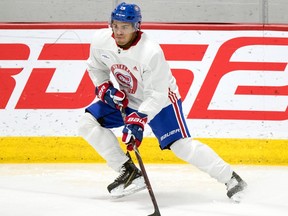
[111,21,136,47]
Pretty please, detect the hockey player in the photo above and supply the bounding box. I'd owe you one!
[78,2,247,202]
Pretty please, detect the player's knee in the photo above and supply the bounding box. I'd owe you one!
[170,138,193,160]
[170,138,206,162]
[78,112,100,138]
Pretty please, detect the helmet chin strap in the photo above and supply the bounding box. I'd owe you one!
[117,31,138,49]
[133,22,141,31]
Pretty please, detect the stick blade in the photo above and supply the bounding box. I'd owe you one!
[148,210,161,216]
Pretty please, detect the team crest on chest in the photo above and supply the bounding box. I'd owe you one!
[111,64,137,94]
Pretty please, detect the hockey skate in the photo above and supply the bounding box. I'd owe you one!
[107,155,146,198]
[226,171,247,203]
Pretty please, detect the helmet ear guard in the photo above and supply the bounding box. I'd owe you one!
[110,2,142,30]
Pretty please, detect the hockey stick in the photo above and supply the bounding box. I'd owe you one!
[120,107,161,216]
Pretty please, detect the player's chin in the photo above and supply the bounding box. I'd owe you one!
[115,38,126,46]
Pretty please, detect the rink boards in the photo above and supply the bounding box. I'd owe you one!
[0,23,288,164]
[1,137,288,165]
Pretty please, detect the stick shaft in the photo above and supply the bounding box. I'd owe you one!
[133,144,161,215]
[120,108,161,215]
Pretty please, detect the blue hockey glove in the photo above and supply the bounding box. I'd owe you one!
[122,111,148,151]
[96,81,128,109]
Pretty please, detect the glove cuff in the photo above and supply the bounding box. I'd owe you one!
[95,81,113,101]
[124,111,148,129]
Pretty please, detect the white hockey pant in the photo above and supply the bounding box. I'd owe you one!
[170,138,233,184]
[78,112,128,172]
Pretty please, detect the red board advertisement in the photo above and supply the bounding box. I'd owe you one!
[0,23,287,138]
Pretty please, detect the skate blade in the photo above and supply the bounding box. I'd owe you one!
[110,176,146,199]
[230,189,246,203]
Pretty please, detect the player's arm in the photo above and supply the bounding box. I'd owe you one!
[87,46,128,109]
[138,49,170,121]
[86,47,110,86]
[122,49,169,150]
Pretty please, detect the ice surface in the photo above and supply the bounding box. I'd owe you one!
[0,164,287,216]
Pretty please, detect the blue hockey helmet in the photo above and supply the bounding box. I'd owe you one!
[110,2,142,29]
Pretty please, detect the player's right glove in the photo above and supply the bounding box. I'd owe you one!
[96,81,128,110]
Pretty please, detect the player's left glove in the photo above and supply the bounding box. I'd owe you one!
[122,111,148,151]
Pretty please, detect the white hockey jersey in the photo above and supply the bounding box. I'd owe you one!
[87,28,180,122]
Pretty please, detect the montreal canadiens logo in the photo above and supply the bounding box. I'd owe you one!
[111,64,137,94]
[115,73,131,86]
